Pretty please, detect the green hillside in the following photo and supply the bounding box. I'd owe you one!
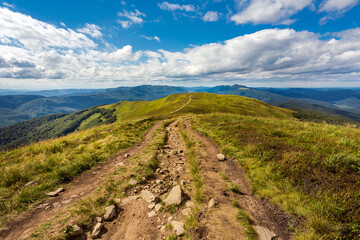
[0,93,359,239]
[0,93,292,151]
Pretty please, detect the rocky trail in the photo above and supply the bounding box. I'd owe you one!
[1,118,293,240]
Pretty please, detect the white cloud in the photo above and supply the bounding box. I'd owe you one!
[158,2,195,12]
[203,11,219,22]
[2,2,14,8]
[2,7,360,88]
[142,35,160,42]
[319,0,359,13]
[60,22,66,27]
[117,9,145,29]
[231,0,312,25]
[0,7,96,50]
[77,23,102,38]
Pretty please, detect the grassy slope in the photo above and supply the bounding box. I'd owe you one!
[0,93,292,151]
[191,114,360,239]
[0,118,154,226]
[110,93,293,120]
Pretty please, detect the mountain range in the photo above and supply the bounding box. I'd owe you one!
[1,84,360,128]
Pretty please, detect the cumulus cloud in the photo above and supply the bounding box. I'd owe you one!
[142,35,161,42]
[77,23,102,38]
[117,9,145,29]
[1,7,360,88]
[231,0,312,25]
[158,2,195,12]
[0,7,96,49]
[203,11,219,22]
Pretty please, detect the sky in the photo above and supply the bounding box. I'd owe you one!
[0,0,360,89]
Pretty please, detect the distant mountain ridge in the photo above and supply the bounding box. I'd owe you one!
[1,84,360,128]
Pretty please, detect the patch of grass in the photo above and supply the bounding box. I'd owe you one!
[179,127,204,203]
[166,233,178,240]
[166,204,179,214]
[191,113,360,239]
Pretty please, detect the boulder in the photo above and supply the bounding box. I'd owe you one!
[91,223,103,239]
[103,205,116,221]
[217,153,226,161]
[164,185,183,205]
[155,203,162,211]
[170,221,185,236]
[148,211,156,218]
[254,226,277,240]
[71,224,83,236]
[141,190,160,204]
[47,187,65,197]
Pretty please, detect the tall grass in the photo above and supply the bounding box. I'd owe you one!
[0,118,154,227]
[192,113,360,239]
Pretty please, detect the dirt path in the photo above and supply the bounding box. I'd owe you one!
[183,118,294,240]
[0,121,163,240]
[169,95,192,114]
[1,117,294,240]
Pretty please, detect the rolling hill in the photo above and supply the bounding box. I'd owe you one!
[2,84,360,128]
[0,93,292,151]
[0,92,359,239]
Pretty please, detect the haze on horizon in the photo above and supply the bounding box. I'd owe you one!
[1,0,360,90]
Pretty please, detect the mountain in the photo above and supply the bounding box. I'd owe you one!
[0,85,189,128]
[0,93,291,151]
[2,84,360,128]
[0,92,359,240]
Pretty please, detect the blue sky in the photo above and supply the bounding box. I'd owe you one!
[0,0,360,89]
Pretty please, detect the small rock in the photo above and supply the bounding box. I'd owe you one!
[141,190,160,204]
[155,179,163,184]
[148,211,156,218]
[167,216,174,222]
[71,224,83,236]
[180,180,186,186]
[115,162,125,167]
[96,217,103,223]
[185,201,194,208]
[47,187,65,197]
[129,179,138,186]
[208,198,216,208]
[217,153,226,161]
[182,208,191,216]
[124,153,130,158]
[53,202,61,208]
[62,199,72,204]
[171,221,185,236]
[164,185,183,206]
[91,223,103,239]
[155,203,162,211]
[103,205,116,221]
[70,195,79,199]
[148,202,155,209]
[37,203,51,209]
[254,226,278,240]
[24,180,37,187]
